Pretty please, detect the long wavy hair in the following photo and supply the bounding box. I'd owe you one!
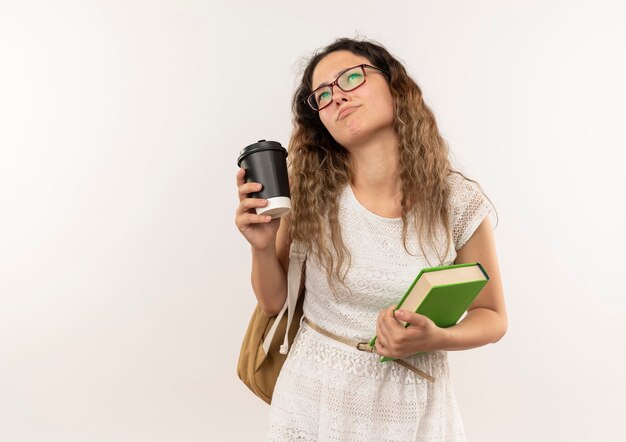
[287,37,498,292]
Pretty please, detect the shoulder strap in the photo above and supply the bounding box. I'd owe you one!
[261,243,306,355]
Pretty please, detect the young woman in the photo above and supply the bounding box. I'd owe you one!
[235,38,508,441]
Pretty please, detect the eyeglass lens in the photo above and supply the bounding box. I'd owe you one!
[312,66,366,110]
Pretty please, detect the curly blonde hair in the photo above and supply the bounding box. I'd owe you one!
[287,37,498,292]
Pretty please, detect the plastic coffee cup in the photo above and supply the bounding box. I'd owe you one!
[237,140,291,219]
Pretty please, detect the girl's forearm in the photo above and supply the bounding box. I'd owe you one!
[251,245,287,316]
[440,307,508,351]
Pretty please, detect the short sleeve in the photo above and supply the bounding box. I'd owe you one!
[448,172,497,251]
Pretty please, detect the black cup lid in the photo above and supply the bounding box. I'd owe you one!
[237,140,287,166]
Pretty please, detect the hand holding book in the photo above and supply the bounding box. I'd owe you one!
[374,305,450,359]
[369,262,490,362]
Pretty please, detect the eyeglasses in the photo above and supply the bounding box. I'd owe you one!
[305,64,389,111]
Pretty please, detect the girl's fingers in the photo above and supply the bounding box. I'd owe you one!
[236,212,273,229]
[236,198,268,214]
[237,182,263,201]
[236,168,246,187]
[385,307,404,331]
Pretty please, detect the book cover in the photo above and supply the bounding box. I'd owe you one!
[368,262,490,362]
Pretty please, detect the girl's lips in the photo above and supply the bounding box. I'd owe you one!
[337,106,359,120]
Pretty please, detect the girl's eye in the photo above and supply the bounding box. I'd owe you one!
[347,73,363,83]
[317,91,330,102]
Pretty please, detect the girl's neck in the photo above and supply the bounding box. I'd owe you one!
[348,130,402,200]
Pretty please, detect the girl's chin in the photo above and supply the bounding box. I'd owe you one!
[344,123,393,143]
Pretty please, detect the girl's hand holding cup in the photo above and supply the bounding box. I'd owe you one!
[235,168,281,251]
[235,140,291,251]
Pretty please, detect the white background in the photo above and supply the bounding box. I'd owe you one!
[1,0,625,440]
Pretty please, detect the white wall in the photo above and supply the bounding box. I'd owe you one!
[1,0,625,440]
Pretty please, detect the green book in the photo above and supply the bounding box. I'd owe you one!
[368,262,490,362]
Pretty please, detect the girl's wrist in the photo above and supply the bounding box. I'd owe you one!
[251,243,277,257]
[437,327,454,351]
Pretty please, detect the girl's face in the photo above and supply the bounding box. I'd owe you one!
[311,50,395,149]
